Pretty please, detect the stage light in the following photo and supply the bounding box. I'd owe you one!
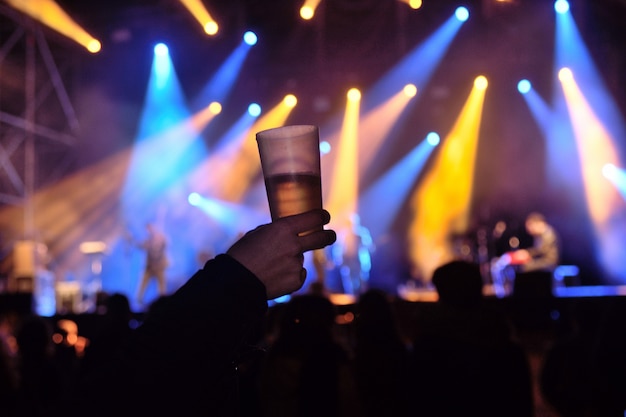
[204,21,219,35]
[517,79,531,94]
[403,83,418,98]
[347,88,361,102]
[602,163,617,179]
[209,102,222,115]
[554,0,569,14]
[455,6,470,22]
[320,141,331,155]
[87,39,101,53]
[188,192,202,206]
[243,31,258,46]
[179,0,219,36]
[283,94,297,108]
[154,43,169,56]
[300,6,314,20]
[558,67,573,82]
[248,103,262,117]
[426,132,440,146]
[474,75,488,90]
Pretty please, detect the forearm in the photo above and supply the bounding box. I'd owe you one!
[75,254,268,416]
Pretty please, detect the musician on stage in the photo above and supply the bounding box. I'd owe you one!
[490,212,560,296]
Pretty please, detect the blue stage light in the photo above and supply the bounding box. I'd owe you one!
[154,43,169,56]
[248,103,261,116]
[517,79,532,94]
[426,132,440,146]
[243,31,258,46]
[320,141,331,155]
[188,192,201,206]
[554,0,569,14]
[455,6,469,22]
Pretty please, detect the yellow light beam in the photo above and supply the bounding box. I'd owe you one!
[179,0,219,35]
[7,0,101,52]
[408,76,487,282]
[327,88,361,230]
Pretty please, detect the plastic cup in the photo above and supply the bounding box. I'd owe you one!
[256,125,323,222]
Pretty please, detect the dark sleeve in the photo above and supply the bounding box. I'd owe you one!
[74,254,268,417]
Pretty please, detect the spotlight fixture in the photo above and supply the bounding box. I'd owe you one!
[517,79,531,94]
[554,0,569,14]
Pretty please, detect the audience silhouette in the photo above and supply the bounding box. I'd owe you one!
[13,314,73,417]
[409,259,534,417]
[256,293,362,417]
[352,288,411,417]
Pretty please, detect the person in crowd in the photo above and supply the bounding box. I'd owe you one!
[14,315,74,417]
[409,259,534,417]
[135,222,169,305]
[256,293,361,417]
[352,288,411,417]
[70,209,336,417]
[78,293,134,379]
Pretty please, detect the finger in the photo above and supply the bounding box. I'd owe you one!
[279,209,331,234]
[298,229,337,252]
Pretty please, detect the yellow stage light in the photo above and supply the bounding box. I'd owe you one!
[7,0,102,53]
[283,94,298,108]
[300,0,321,20]
[300,6,314,20]
[204,21,219,36]
[347,88,361,102]
[474,75,488,90]
[398,0,423,9]
[179,0,219,36]
[209,102,222,115]
[403,83,418,97]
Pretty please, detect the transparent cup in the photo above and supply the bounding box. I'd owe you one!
[256,125,323,222]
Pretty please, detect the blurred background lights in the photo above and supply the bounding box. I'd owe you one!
[517,79,532,94]
[248,103,261,116]
[455,6,469,22]
[243,31,258,46]
[403,83,418,97]
[554,0,570,14]
[426,132,440,146]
